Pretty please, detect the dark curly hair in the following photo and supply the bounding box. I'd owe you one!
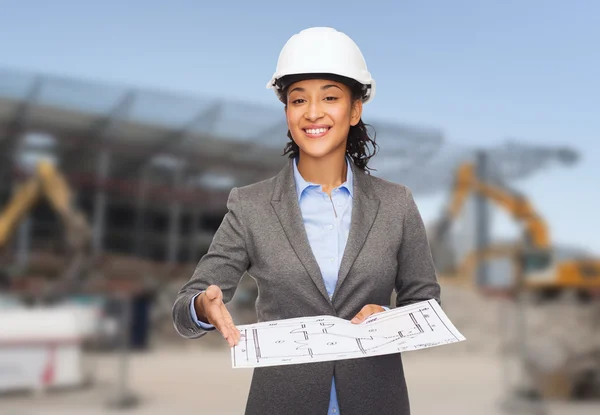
[278,75,379,173]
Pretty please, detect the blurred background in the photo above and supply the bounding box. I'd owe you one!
[0,1,599,414]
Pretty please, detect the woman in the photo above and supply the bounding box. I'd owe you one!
[173,27,441,415]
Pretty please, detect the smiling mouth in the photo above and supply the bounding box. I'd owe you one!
[303,127,330,138]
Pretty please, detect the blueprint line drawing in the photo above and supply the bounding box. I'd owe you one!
[231,299,465,368]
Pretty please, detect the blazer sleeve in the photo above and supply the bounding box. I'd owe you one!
[172,187,250,339]
[395,186,441,308]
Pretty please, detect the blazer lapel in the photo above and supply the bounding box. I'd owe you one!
[270,159,331,302]
[334,162,380,297]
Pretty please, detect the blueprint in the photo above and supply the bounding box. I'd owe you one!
[231,299,465,368]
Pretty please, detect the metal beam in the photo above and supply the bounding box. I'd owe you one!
[63,92,135,258]
[0,121,283,181]
[189,206,201,262]
[235,119,288,184]
[9,168,231,212]
[485,141,580,182]
[0,77,44,175]
[92,149,111,257]
[16,216,32,268]
[474,151,491,287]
[0,79,44,262]
[61,91,136,172]
[133,167,150,257]
[112,102,223,178]
[248,119,287,145]
[166,166,184,264]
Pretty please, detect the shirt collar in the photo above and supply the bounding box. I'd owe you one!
[292,156,354,201]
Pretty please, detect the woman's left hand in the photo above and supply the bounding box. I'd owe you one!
[351,304,386,324]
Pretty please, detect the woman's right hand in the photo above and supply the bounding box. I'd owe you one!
[194,285,240,347]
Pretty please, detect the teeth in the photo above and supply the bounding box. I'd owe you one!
[305,128,328,134]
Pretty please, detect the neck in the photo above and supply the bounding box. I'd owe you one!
[297,150,348,194]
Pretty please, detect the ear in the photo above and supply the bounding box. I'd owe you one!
[350,99,362,126]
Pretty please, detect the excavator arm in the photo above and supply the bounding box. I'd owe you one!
[0,175,43,249]
[475,181,550,249]
[434,161,600,290]
[36,161,91,254]
[432,163,472,239]
[437,162,550,250]
[0,160,91,285]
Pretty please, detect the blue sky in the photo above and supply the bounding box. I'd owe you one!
[1,1,598,253]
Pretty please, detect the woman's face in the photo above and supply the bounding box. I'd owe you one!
[285,78,362,161]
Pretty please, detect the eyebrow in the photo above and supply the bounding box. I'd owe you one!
[289,84,342,94]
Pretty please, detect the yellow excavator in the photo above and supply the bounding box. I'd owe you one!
[430,161,600,294]
[431,161,600,403]
[0,160,92,287]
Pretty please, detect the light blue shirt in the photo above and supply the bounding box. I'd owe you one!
[190,156,386,414]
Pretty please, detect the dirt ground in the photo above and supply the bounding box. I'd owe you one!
[2,339,599,415]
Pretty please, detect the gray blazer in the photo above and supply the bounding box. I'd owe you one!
[172,157,441,415]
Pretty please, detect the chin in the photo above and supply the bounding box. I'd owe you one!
[297,145,342,160]
[292,129,346,160]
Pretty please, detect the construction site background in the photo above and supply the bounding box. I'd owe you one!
[1,2,599,414]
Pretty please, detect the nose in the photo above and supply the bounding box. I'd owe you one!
[304,101,324,121]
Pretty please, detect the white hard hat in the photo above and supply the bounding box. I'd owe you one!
[266,27,376,104]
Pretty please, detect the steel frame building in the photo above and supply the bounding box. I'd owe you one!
[0,66,579,292]
[0,68,448,272]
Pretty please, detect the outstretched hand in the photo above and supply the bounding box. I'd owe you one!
[195,285,240,347]
[351,304,386,324]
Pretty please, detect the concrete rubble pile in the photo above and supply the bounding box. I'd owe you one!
[433,283,600,399]
[523,293,600,374]
[423,282,509,356]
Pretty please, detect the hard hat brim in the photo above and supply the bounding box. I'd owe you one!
[267,72,375,104]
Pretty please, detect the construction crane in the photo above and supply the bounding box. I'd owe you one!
[430,161,600,294]
[0,160,92,289]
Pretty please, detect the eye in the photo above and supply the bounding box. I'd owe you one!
[291,98,306,104]
[324,96,338,101]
